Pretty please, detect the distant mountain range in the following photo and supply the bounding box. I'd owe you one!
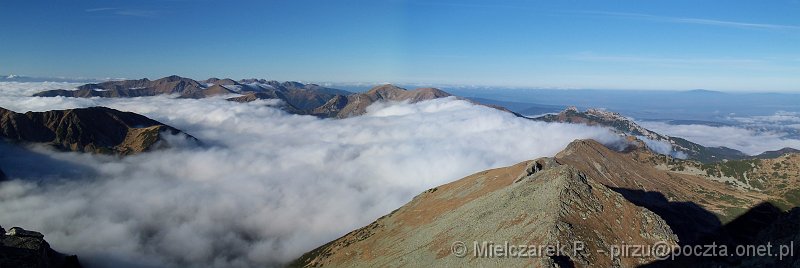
[31,75,351,109]
[30,75,515,119]
[28,75,799,160]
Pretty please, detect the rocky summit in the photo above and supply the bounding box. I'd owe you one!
[0,226,82,268]
[0,106,197,155]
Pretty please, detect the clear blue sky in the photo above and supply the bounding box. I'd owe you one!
[1,0,799,91]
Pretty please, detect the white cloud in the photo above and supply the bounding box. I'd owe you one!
[639,121,800,155]
[0,83,623,267]
[636,136,688,159]
[731,111,800,124]
[0,82,80,97]
[576,11,800,31]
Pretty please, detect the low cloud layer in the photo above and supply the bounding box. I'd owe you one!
[636,136,688,159]
[640,121,800,155]
[730,111,800,137]
[0,83,623,267]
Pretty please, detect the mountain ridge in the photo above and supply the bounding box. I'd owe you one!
[31,75,352,110]
[310,84,453,118]
[292,152,679,267]
[293,138,800,267]
[534,107,778,163]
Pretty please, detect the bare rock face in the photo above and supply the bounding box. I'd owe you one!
[292,151,679,267]
[0,106,197,155]
[0,226,82,268]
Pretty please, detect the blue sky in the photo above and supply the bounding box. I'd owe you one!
[1,0,799,91]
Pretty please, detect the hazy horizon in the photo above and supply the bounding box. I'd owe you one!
[3,74,800,94]
[2,0,800,92]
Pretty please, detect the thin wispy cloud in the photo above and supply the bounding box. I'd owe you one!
[568,53,765,66]
[415,2,524,9]
[576,11,800,31]
[114,9,160,17]
[84,7,160,17]
[84,7,118,12]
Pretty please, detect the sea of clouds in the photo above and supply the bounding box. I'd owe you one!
[640,121,800,155]
[0,82,629,267]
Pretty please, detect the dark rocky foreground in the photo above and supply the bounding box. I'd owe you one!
[0,226,82,268]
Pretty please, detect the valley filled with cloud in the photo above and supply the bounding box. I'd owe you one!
[0,82,627,267]
[640,120,800,155]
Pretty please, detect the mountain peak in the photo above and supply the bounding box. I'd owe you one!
[160,75,188,82]
[366,84,407,94]
[0,106,197,155]
[293,153,678,267]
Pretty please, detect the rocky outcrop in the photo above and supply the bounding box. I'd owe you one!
[0,106,197,155]
[0,226,82,268]
[311,84,453,118]
[293,146,680,267]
